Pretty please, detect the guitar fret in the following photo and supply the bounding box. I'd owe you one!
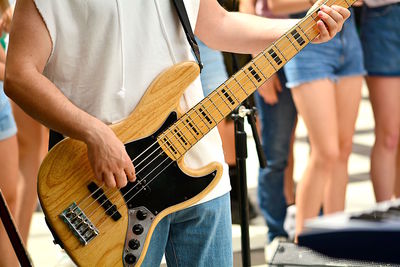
[297,24,311,42]
[166,131,186,155]
[233,76,250,96]
[273,44,287,61]
[207,95,225,119]
[177,123,195,146]
[291,29,305,48]
[199,104,217,125]
[262,51,277,71]
[253,54,276,78]
[286,33,300,51]
[161,135,180,160]
[185,115,202,137]
[189,110,208,134]
[215,90,234,111]
[250,61,267,80]
[181,115,198,142]
[173,127,189,146]
[243,68,259,88]
[223,82,241,103]
[193,109,211,130]
[210,90,232,116]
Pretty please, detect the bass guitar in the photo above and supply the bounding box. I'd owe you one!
[38,0,356,266]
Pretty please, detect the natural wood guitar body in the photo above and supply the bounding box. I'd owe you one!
[38,62,222,266]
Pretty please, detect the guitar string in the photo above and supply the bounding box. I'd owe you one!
[92,1,347,227]
[69,0,339,225]
[67,0,343,226]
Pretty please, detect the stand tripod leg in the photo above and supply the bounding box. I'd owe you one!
[0,190,33,267]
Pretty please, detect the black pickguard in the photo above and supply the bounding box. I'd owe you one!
[120,112,216,215]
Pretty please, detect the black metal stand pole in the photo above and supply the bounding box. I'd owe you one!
[233,110,251,267]
[232,103,266,267]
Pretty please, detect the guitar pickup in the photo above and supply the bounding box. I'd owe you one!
[87,182,121,221]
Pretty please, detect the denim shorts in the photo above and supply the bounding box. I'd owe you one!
[0,83,17,141]
[360,3,400,76]
[284,10,366,88]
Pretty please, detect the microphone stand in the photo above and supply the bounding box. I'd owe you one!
[230,53,267,267]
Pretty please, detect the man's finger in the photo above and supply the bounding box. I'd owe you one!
[318,10,337,38]
[125,161,136,182]
[331,5,351,20]
[115,170,128,188]
[103,172,116,188]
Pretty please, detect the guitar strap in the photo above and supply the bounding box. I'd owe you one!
[49,1,203,150]
[172,0,203,72]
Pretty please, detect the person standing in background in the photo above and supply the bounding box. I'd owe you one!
[360,0,400,202]
[0,2,48,265]
[267,0,365,241]
[0,2,20,266]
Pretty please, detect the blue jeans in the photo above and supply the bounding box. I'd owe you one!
[141,193,233,267]
[255,70,297,242]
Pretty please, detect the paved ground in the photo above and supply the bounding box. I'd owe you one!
[25,85,377,266]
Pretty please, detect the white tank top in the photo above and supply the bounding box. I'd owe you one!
[33,0,230,204]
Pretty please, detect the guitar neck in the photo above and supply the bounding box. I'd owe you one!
[158,0,356,160]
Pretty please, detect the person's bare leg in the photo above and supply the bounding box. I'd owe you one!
[217,119,236,166]
[367,77,400,202]
[394,142,400,198]
[291,79,339,238]
[11,103,49,243]
[0,135,21,267]
[324,76,362,213]
[284,121,297,206]
[395,146,400,198]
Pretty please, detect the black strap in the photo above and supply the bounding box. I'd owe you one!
[172,0,203,71]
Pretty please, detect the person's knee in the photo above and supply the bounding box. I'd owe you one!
[2,186,19,212]
[377,130,400,152]
[338,140,353,162]
[313,145,340,168]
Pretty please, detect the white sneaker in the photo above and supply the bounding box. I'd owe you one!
[264,236,288,263]
[284,204,296,241]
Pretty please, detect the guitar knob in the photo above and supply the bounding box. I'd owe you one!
[124,253,137,264]
[136,210,148,220]
[128,239,140,250]
[132,224,144,235]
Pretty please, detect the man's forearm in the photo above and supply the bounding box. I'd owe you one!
[198,11,298,54]
[0,0,9,12]
[268,0,313,15]
[4,68,104,145]
[196,1,298,55]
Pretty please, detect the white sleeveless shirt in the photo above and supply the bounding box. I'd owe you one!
[33,0,230,204]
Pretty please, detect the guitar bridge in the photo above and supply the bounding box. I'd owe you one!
[59,203,99,245]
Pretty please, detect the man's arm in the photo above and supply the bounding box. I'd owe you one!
[0,0,9,13]
[268,0,314,15]
[5,0,135,188]
[195,0,350,54]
